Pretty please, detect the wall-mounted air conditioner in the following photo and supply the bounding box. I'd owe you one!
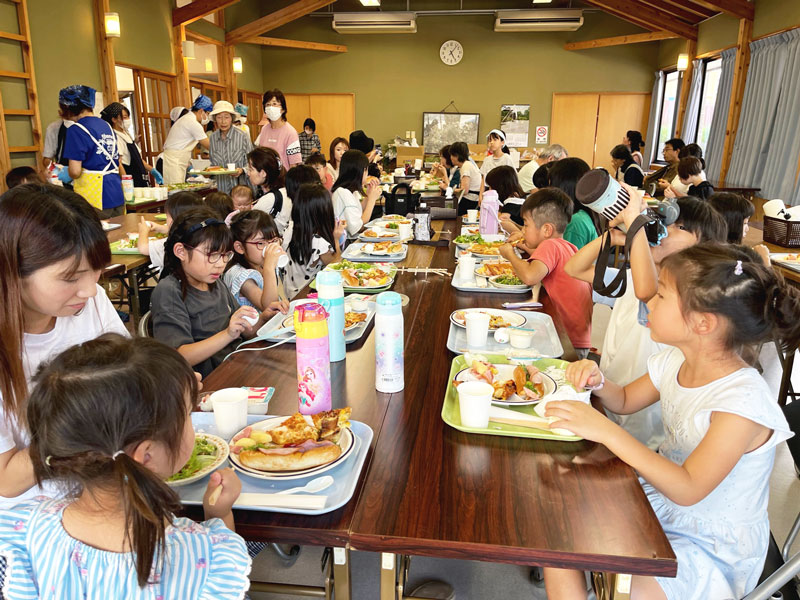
[494,9,584,32]
[332,12,417,34]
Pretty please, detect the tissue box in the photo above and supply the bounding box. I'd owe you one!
[764,216,800,248]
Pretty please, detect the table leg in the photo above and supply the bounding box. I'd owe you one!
[592,572,632,600]
[332,547,351,600]
[127,267,141,330]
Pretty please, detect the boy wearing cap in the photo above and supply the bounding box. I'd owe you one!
[162,95,212,184]
[208,100,254,194]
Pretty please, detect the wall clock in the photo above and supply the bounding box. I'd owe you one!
[440,40,463,66]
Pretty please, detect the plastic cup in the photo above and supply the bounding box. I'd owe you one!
[465,312,490,347]
[133,188,144,199]
[509,329,533,349]
[457,381,493,428]
[211,388,248,440]
[467,209,478,222]
[458,254,476,285]
[398,223,412,239]
[227,162,236,171]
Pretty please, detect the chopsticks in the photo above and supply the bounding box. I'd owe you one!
[396,267,452,277]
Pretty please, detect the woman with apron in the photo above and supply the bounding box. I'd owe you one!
[58,85,125,218]
[162,95,212,185]
[100,102,163,187]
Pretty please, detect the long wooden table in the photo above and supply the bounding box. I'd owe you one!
[193,221,676,599]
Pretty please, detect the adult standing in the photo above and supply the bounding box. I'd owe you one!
[58,85,125,219]
[449,142,482,216]
[100,102,163,188]
[208,100,253,194]
[517,143,568,193]
[162,95,212,185]
[255,89,302,170]
[610,144,644,188]
[298,118,322,162]
[624,130,645,166]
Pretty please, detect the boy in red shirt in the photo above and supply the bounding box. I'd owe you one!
[498,188,592,357]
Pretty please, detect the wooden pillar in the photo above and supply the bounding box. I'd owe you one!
[221,44,238,103]
[674,39,697,138]
[719,17,753,186]
[173,24,192,109]
[93,0,118,104]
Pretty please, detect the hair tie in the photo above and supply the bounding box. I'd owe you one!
[224,209,240,226]
[111,450,125,461]
[734,260,743,276]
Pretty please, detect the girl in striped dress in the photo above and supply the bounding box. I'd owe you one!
[0,335,251,599]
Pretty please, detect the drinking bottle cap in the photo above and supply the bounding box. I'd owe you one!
[294,302,328,322]
[376,291,403,316]
[316,271,344,299]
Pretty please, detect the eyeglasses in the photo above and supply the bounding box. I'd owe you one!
[245,237,282,251]
[183,244,234,264]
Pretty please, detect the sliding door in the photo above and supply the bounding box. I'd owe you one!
[284,93,355,159]
[551,93,600,166]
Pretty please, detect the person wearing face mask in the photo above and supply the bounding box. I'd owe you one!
[162,95,212,185]
[100,102,163,187]
[255,89,302,170]
[298,118,322,162]
[208,100,253,194]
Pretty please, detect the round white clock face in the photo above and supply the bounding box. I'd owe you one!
[440,40,463,66]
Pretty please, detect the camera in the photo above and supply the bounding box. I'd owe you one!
[575,169,679,246]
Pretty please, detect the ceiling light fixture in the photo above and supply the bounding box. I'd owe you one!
[677,53,689,71]
[359,0,381,6]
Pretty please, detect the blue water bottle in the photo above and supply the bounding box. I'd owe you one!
[315,270,346,362]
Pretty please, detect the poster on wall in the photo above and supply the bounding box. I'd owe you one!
[500,104,530,147]
[535,125,549,144]
[422,112,480,153]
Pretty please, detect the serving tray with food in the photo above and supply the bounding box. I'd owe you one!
[358,228,402,242]
[110,234,165,255]
[257,295,375,344]
[314,260,397,293]
[189,166,239,176]
[174,411,373,515]
[342,241,407,263]
[770,253,800,273]
[449,308,527,331]
[446,310,563,358]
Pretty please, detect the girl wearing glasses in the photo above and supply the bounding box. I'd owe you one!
[151,208,285,377]
[225,210,287,311]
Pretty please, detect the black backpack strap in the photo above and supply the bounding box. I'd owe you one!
[270,188,283,217]
[592,214,652,299]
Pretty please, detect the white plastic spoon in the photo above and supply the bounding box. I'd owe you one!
[276,475,334,496]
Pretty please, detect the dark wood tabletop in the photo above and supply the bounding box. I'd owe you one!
[348,225,678,577]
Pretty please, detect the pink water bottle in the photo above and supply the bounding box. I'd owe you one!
[294,303,332,415]
[480,189,500,235]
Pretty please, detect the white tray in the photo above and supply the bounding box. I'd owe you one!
[770,253,800,273]
[177,413,373,515]
[446,310,564,358]
[256,295,375,344]
[451,277,531,294]
[342,243,407,263]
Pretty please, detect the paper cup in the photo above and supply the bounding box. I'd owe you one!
[226,163,236,171]
[398,223,412,239]
[467,209,478,222]
[509,329,533,349]
[457,381,493,428]
[465,312,490,347]
[133,188,144,199]
[211,388,248,440]
[458,254,476,284]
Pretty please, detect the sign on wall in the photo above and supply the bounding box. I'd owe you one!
[500,104,530,147]
[535,125,549,145]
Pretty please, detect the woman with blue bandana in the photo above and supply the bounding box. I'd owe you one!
[58,85,125,218]
[162,94,212,184]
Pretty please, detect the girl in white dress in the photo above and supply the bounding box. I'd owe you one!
[543,243,797,600]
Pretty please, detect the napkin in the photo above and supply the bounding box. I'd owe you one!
[534,386,591,437]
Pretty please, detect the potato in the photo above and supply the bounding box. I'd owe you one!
[234,437,257,448]
[250,431,272,444]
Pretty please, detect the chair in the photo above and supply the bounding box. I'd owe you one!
[137,311,153,338]
[744,399,800,600]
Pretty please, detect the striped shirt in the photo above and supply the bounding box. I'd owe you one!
[209,126,253,194]
[297,131,321,162]
[0,499,251,599]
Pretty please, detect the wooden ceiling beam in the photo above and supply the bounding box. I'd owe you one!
[689,0,753,21]
[225,0,336,46]
[565,31,678,51]
[636,0,704,24]
[660,0,716,19]
[246,36,347,53]
[582,0,698,39]
[172,0,240,28]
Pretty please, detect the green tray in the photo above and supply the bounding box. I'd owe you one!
[125,197,159,206]
[310,263,398,294]
[110,240,143,255]
[153,213,167,221]
[441,354,582,442]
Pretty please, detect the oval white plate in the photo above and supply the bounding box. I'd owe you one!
[166,433,229,487]
[488,275,529,291]
[450,308,526,331]
[455,363,557,406]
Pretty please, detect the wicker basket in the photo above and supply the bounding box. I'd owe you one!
[763,215,800,248]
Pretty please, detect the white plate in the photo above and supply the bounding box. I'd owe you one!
[359,243,405,256]
[474,261,514,278]
[325,263,395,289]
[489,275,528,291]
[449,308,527,331]
[166,433,229,487]
[228,417,357,480]
[358,231,401,242]
[281,311,367,332]
[454,363,557,406]
[770,253,800,273]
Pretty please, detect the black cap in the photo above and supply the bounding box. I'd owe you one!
[349,130,374,154]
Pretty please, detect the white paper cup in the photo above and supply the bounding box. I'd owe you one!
[465,312,490,347]
[133,188,144,199]
[509,329,533,349]
[467,209,478,222]
[398,223,412,239]
[458,254,476,284]
[127,232,139,242]
[211,388,249,440]
[457,381,493,428]
[226,163,236,171]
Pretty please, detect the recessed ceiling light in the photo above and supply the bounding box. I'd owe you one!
[360,0,380,6]
[532,0,553,4]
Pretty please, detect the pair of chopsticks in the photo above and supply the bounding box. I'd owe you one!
[396,267,451,277]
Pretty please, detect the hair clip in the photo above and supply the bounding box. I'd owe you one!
[734,260,743,276]
[183,218,224,239]
[111,450,125,461]
[224,209,240,226]
[45,455,53,467]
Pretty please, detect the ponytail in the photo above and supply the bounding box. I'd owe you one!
[768,279,800,353]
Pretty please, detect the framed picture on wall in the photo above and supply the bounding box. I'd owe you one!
[422,112,480,153]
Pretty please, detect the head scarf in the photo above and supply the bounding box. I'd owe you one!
[100,102,126,125]
[234,103,248,116]
[59,85,96,110]
[191,95,213,112]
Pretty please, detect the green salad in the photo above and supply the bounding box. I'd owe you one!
[329,260,373,271]
[167,437,218,482]
[454,234,484,244]
[385,222,399,229]
[494,274,524,286]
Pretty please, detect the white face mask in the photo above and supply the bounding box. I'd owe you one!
[265,106,282,121]
[123,118,132,131]
[201,114,210,125]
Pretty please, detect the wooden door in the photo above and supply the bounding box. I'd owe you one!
[134,69,176,165]
[239,90,263,144]
[550,93,599,166]
[309,94,354,159]
[284,94,311,134]
[595,93,651,172]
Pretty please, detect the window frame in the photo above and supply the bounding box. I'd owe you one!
[653,68,682,164]
[692,56,723,146]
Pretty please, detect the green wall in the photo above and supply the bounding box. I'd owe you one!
[259,11,659,148]
[754,0,800,38]
[111,0,174,74]
[697,13,739,56]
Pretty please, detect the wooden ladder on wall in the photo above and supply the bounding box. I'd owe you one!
[0,0,43,188]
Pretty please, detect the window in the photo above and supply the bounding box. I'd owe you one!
[694,58,722,148]
[655,70,681,158]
